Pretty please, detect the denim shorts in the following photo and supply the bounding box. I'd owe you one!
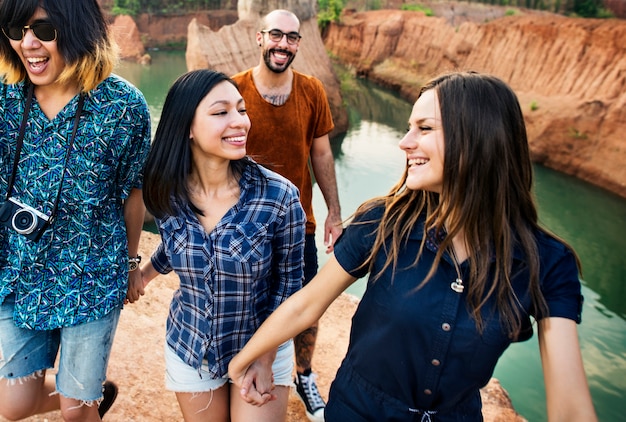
[0,294,121,402]
[165,340,294,392]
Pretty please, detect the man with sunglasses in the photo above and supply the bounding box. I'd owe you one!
[232,9,342,422]
[0,0,151,420]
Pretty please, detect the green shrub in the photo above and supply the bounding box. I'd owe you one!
[569,127,588,139]
[318,0,345,30]
[111,6,137,16]
[596,7,615,18]
[400,4,434,16]
[111,0,141,17]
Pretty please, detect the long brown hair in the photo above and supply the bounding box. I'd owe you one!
[355,71,581,337]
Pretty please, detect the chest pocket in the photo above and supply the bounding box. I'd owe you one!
[161,217,191,257]
[229,222,268,262]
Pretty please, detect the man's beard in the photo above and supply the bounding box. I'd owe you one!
[263,48,296,74]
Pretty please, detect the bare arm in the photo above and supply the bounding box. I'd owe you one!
[240,349,280,405]
[229,256,356,404]
[140,259,161,288]
[138,241,171,289]
[538,317,597,421]
[124,188,145,260]
[310,134,342,253]
[124,188,146,303]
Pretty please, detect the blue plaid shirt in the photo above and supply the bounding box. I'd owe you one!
[0,76,151,330]
[151,161,306,377]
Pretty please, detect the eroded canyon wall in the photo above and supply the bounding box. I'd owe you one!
[324,10,626,198]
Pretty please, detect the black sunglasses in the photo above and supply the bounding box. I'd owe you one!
[261,29,301,45]
[2,22,57,42]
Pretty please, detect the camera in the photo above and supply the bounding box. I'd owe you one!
[0,197,51,241]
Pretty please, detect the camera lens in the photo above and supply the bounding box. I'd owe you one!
[12,208,38,235]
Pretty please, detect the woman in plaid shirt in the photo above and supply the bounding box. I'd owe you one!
[136,69,306,422]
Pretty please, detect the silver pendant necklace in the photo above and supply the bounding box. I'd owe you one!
[450,278,464,293]
[449,247,464,293]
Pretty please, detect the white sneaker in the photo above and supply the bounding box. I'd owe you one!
[294,371,325,422]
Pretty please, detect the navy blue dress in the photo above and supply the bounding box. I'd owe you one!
[327,204,583,421]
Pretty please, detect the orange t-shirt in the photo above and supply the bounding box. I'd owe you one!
[233,69,335,234]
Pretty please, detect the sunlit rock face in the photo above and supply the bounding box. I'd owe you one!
[110,15,145,61]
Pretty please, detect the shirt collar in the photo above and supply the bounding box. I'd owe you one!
[411,214,526,263]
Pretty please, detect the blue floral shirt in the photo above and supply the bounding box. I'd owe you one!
[151,161,306,378]
[0,76,151,330]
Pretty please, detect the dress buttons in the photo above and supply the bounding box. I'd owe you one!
[441,322,451,331]
[424,389,432,395]
[431,359,440,366]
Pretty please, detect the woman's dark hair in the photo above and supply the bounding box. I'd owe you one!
[355,71,581,337]
[143,69,249,219]
[0,0,116,91]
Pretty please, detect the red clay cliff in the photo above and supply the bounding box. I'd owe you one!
[323,9,626,199]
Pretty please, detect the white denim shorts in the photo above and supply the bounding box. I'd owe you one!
[164,340,294,392]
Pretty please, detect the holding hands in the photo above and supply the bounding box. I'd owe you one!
[230,350,278,407]
[125,268,145,304]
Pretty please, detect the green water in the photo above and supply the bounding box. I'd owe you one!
[116,50,626,422]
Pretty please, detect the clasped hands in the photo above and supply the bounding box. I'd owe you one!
[125,268,147,304]
[229,351,278,407]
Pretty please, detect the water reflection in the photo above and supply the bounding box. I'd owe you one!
[342,78,414,130]
[116,50,191,135]
[534,166,626,318]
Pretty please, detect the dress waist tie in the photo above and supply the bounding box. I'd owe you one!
[408,407,438,422]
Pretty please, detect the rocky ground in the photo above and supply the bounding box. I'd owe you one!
[10,231,524,422]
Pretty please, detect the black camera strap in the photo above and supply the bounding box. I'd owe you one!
[5,83,85,222]
[5,84,34,197]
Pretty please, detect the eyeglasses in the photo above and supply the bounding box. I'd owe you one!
[2,22,57,42]
[261,29,301,45]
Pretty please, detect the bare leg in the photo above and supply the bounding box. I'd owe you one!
[175,385,229,422]
[0,371,59,421]
[59,394,102,422]
[294,320,325,420]
[0,372,107,422]
[293,235,325,420]
[231,384,289,422]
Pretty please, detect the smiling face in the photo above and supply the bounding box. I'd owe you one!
[258,11,300,74]
[189,80,251,162]
[8,7,66,89]
[399,89,446,194]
